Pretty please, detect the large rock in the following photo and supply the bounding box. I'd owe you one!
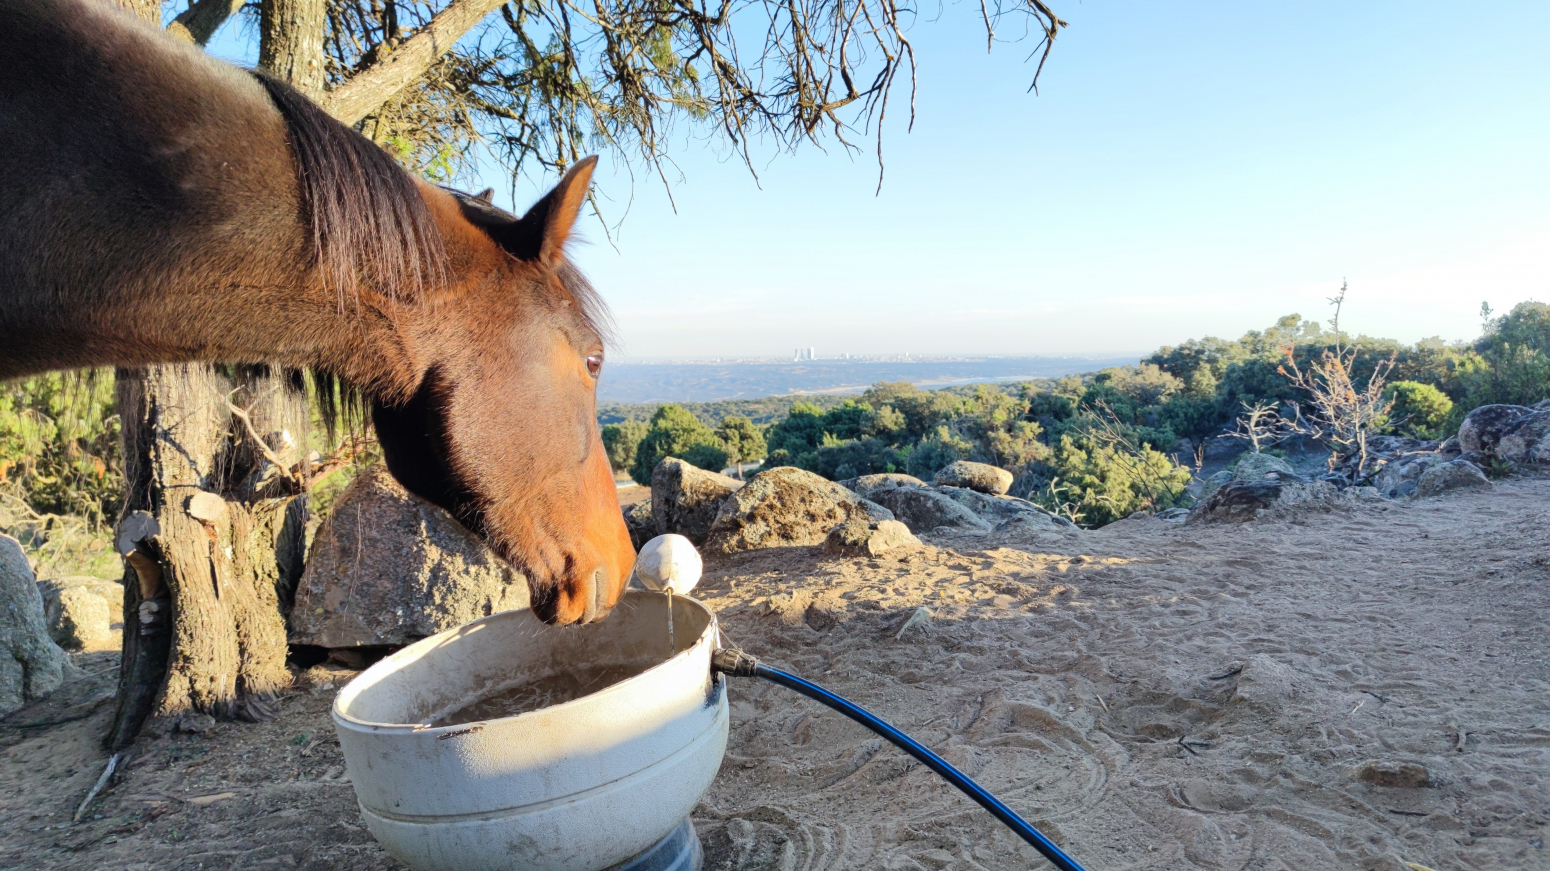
[867,485,993,534]
[1233,452,1298,481]
[1497,410,1550,463]
[933,486,1064,527]
[36,576,123,652]
[1199,469,1235,501]
[1416,459,1491,498]
[1186,476,1340,525]
[0,535,72,716]
[1458,404,1532,457]
[622,499,655,551]
[933,461,1014,495]
[823,518,920,558]
[651,457,742,545]
[840,473,926,500]
[705,467,893,554]
[291,465,530,647]
[1373,454,1444,499]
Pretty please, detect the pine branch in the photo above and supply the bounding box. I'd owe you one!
[325,0,509,125]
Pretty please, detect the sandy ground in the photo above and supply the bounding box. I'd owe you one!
[2,476,1547,870]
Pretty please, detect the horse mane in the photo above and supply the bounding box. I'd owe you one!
[252,72,448,306]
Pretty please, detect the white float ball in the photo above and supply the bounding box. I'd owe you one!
[634,534,703,596]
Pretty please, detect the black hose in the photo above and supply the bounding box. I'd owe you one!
[711,648,1090,871]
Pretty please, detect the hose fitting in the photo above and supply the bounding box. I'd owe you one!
[710,646,761,677]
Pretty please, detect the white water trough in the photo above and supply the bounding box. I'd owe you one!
[332,592,729,871]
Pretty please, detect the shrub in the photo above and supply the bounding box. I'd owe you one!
[715,416,766,475]
[763,401,826,462]
[628,405,726,484]
[812,436,907,480]
[602,420,649,475]
[1450,301,1550,414]
[0,371,121,524]
[1383,381,1453,439]
[1026,425,1193,528]
[905,425,975,479]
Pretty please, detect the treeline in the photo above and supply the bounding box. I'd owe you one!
[603,301,1550,527]
[5,301,1547,535]
[598,394,855,427]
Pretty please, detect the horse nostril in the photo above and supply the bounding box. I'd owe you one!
[584,567,611,623]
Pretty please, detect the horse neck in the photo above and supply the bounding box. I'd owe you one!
[0,0,417,393]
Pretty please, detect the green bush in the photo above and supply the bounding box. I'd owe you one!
[1383,381,1453,438]
[812,436,907,480]
[905,425,974,479]
[0,371,121,524]
[602,420,649,475]
[1027,429,1192,528]
[628,405,727,484]
[1450,301,1550,414]
[714,416,766,474]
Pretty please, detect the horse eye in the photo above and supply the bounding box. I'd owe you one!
[585,354,603,376]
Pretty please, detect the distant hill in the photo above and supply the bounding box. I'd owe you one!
[595,356,1137,405]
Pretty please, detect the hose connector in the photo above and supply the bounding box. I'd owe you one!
[711,646,761,677]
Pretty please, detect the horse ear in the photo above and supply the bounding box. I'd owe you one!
[517,156,597,264]
[472,188,495,204]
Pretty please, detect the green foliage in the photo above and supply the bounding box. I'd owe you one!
[628,405,727,483]
[602,420,649,475]
[0,371,121,524]
[859,382,962,440]
[905,425,975,479]
[598,394,852,427]
[1383,381,1453,439]
[1449,301,1550,413]
[714,416,766,469]
[679,442,730,474]
[1026,423,1193,528]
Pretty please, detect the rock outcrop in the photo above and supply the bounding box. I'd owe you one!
[706,467,893,554]
[1186,473,1381,525]
[290,465,529,647]
[823,518,920,558]
[36,576,123,652]
[934,486,1067,527]
[839,473,926,500]
[651,457,742,545]
[0,535,72,716]
[622,500,655,551]
[933,461,1014,495]
[1416,459,1491,498]
[1458,404,1533,457]
[1495,410,1550,464]
[1232,452,1297,481]
[1372,455,1441,499]
[1199,469,1235,501]
[866,485,993,534]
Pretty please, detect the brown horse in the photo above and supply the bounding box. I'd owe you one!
[0,0,634,624]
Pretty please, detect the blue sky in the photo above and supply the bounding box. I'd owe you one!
[209,1,1550,360]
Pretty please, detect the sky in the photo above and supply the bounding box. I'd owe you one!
[209,1,1550,361]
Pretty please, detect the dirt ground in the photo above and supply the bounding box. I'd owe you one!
[3,476,1547,870]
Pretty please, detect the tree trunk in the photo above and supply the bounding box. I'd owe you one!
[108,366,308,747]
[107,0,501,748]
[260,0,327,97]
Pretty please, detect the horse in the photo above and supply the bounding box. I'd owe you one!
[0,0,635,625]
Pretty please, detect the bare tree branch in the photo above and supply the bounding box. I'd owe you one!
[325,0,509,125]
[166,0,246,46]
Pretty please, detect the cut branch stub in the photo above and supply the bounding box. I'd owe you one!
[115,510,163,601]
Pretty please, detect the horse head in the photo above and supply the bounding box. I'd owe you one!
[370,158,634,625]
